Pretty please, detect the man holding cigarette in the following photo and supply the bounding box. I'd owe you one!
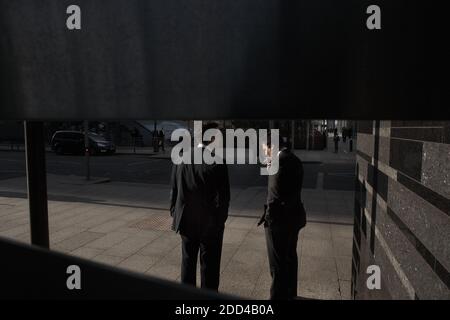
[260,137,306,300]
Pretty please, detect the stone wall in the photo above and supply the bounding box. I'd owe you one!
[352,121,450,299]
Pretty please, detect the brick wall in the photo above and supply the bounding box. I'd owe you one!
[352,121,450,299]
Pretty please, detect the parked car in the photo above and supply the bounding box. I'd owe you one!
[50,131,116,155]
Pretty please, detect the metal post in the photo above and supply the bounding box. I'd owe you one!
[84,120,90,180]
[290,120,295,149]
[306,121,310,150]
[24,121,49,248]
[153,120,158,152]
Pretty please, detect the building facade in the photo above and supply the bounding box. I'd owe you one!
[352,121,450,299]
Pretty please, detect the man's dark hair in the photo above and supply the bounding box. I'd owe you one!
[266,133,291,150]
[202,122,219,132]
[201,122,220,145]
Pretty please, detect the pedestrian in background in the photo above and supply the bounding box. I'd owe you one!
[322,130,327,149]
[348,127,354,152]
[333,129,340,153]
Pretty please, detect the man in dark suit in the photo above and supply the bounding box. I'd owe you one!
[260,137,306,300]
[169,123,230,291]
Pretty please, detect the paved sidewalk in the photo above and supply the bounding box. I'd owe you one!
[0,195,352,300]
[0,142,355,300]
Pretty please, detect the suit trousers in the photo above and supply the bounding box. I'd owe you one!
[180,226,224,291]
[265,222,301,300]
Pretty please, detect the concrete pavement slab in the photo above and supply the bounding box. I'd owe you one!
[238,231,267,252]
[70,247,103,259]
[118,253,161,273]
[12,232,30,243]
[0,224,29,237]
[299,255,339,284]
[223,228,249,246]
[298,279,341,300]
[88,219,129,233]
[336,256,352,281]
[301,238,335,258]
[146,257,180,282]
[138,232,179,257]
[220,267,260,298]
[332,237,353,257]
[86,231,131,250]
[302,223,332,240]
[330,224,354,239]
[54,231,104,251]
[220,243,240,272]
[251,263,272,300]
[50,226,89,244]
[226,216,258,230]
[91,254,126,266]
[0,217,28,231]
[339,280,352,300]
[103,235,156,257]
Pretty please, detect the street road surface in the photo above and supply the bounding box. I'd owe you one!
[0,151,355,190]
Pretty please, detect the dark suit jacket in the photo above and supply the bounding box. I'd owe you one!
[170,149,230,237]
[265,148,306,228]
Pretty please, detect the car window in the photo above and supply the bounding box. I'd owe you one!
[71,133,84,140]
[88,133,108,142]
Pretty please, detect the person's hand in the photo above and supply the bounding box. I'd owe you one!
[263,156,272,168]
